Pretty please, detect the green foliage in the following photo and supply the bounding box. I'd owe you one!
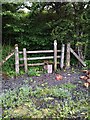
[60,83,76,90]
[28,67,41,77]
[51,19,74,43]
[2,45,15,77]
[2,2,89,49]
[85,60,90,69]
[1,82,88,119]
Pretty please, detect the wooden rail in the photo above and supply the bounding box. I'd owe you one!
[19,50,61,54]
[19,56,61,61]
[70,48,86,67]
[0,51,14,66]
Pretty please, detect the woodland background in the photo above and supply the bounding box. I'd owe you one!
[1,2,90,75]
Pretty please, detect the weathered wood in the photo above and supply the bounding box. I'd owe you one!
[20,63,44,67]
[19,51,23,54]
[19,50,61,54]
[54,40,57,71]
[66,43,70,69]
[27,50,54,53]
[26,50,61,54]
[70,48,86,67]
[23,48,28,73]
[0,51,14,66]
[28,63,44,66]
[60,44,65,69]
[19,61,60,67]
[19,56,60,61]
[15,44,19,74]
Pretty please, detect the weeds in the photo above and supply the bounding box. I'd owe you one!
[28,67,41,77]
[1,83,88,119]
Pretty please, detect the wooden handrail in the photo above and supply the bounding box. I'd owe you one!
[0,51,14,66]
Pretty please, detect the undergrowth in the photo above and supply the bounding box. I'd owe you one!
[2,45,15,77]
[0,83,88,119]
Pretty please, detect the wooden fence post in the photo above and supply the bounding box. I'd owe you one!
[66,43,70,69]
[15,44,19,74]
[54,40,57,72]
[60,44,65,69]
[23,48,28,73]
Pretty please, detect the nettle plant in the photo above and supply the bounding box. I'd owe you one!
[27,67,41,77]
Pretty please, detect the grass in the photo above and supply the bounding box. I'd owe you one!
[1,82,88,119]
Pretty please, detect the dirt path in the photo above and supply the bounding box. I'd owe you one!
[2,69,87,92]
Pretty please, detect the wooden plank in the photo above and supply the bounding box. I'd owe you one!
[19,50,61,54]
[23,48,28,73]
[26,50,61,54]
[54,40,57,71]
[70,48,86,67]
[20,56,60,61]
[60,44,65,69]
[15,44,19,74]
[19,61,60,67]
[19,51,23,54]
[20,63,44,67]
[57,50,61,52]
[28,63,44,66]
[27,50,54,54]
[66,43,70,69]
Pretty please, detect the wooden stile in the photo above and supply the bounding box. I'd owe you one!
[23,48,28,73]
[4,40,87,74]
[60,44,65,69]
[14,40,64,73]
[15,44,19,74]
[54,40,57,72]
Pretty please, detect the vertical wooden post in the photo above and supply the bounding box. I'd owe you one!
[15,44,19,74]
[54,40,57,72]
[60,44,65,69]
[66,43,70,69]
[23,48,28,73]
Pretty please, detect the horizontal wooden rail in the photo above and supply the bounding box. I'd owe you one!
[19,56,61,61]
[19,51,23,54]
[27,50,54,53]
[19,61,60,67]
[19,63,44,67]
[19,50,61,54]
